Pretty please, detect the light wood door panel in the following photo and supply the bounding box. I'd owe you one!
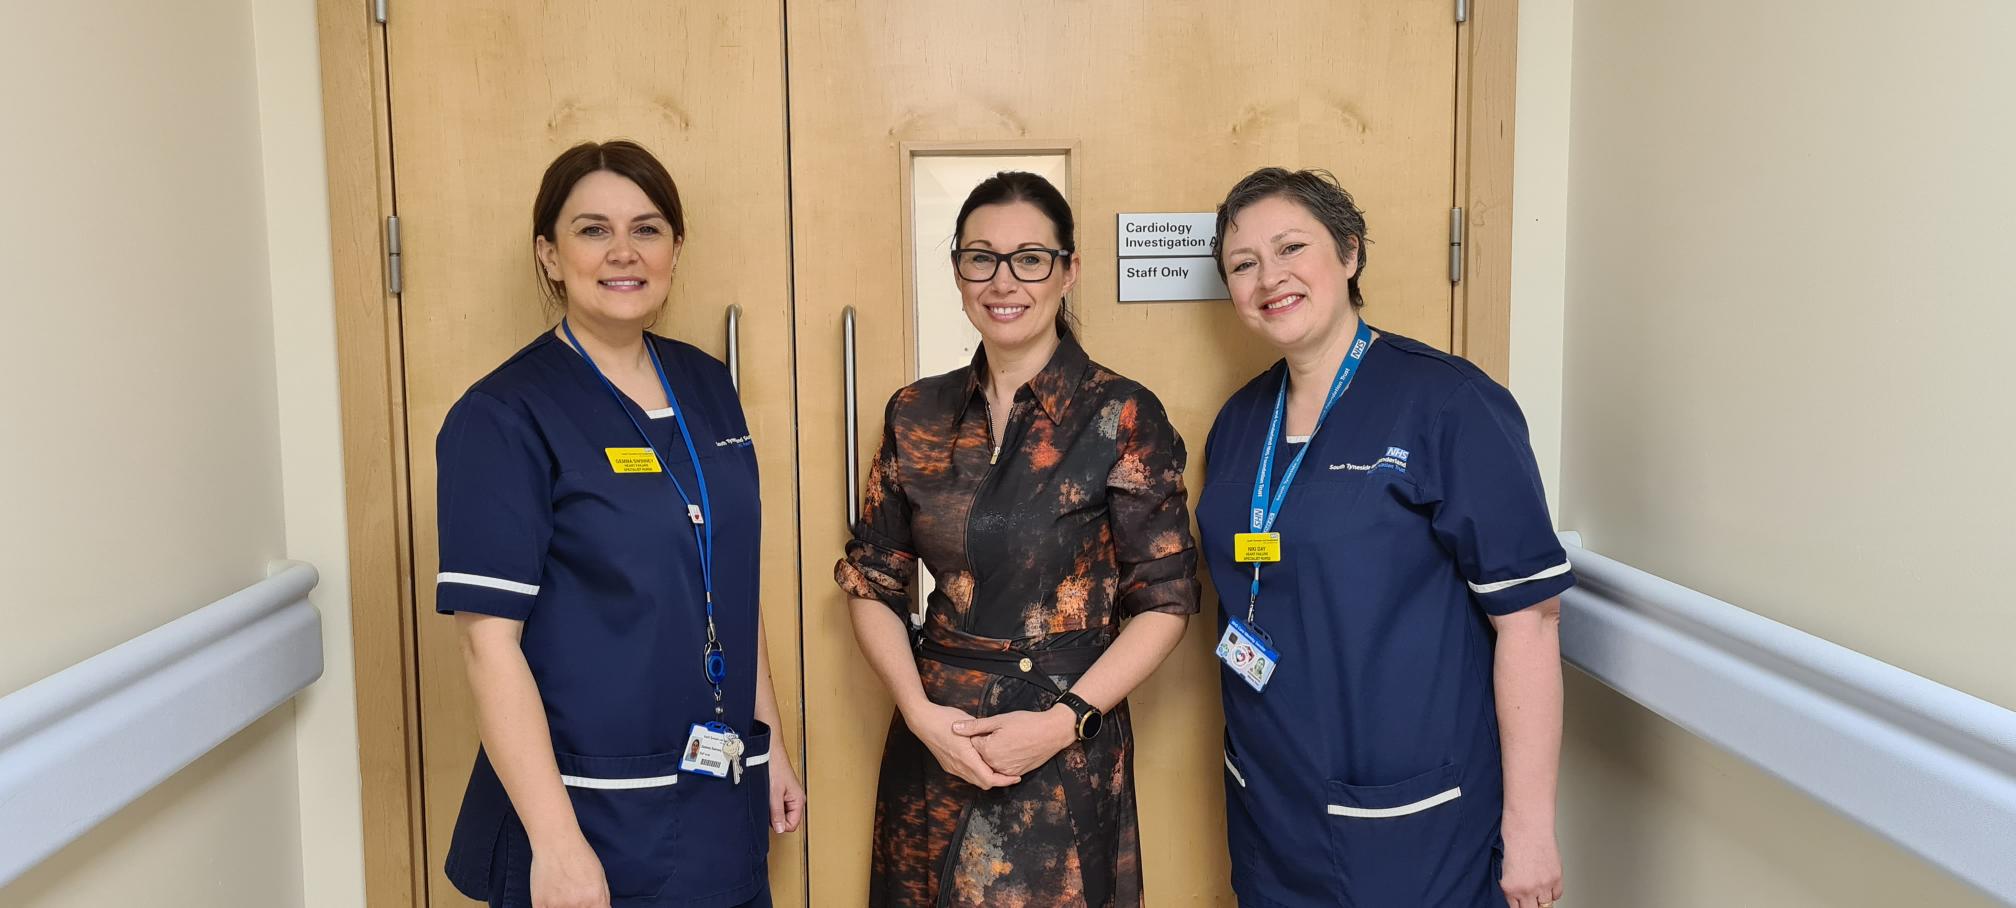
[385,3,803,904]
[788,3,1457,904]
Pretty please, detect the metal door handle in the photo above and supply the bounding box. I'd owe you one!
[725,304,742,391]
[843,306,859,529]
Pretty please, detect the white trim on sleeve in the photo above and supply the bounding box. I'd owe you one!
[1467,561,1572,595]
[560,773,679,790]
[745,750,772,768]
[437,572,541,596]
[1327,786,1462,819]
[1223,752,1247,788]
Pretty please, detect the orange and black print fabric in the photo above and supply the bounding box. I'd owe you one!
[837,333,1200,907]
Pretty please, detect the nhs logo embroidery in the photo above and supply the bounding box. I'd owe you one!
[1373,447,1410,473]
[715,434,753,448]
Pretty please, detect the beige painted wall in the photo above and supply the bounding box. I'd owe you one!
[1509,0,1574,515]
[0,0,363,904]
[251,0,369,904]
[1550,0,2015,904]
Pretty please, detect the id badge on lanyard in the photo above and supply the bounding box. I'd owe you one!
[1216,616,1279,692]
[682,721,750,784]
[1217,319,1372,693]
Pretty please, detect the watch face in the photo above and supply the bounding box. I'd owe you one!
[1078,708,1103,740]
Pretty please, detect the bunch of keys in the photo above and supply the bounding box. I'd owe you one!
[723,733,745,785]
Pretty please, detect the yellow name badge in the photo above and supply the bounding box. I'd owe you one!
[1232,532,1281,563]
[605,447,664,474]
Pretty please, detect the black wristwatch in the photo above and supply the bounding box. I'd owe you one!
[1055,692,1103,741]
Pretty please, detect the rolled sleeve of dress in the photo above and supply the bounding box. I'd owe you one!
[1106,389,1201,617]
[835,396,920,618]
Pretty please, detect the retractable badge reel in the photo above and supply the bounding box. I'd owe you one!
[681,632,746,782]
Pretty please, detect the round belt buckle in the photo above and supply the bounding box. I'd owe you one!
[1018,657,1034,673]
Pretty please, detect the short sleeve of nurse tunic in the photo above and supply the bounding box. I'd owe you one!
[1196,328,1573,908]
[431,330,772,908]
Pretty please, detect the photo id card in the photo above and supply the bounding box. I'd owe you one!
[1216,616,1280,692]
[679,723,735,778]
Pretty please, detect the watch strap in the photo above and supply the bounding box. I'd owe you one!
[1057,692,1100,740]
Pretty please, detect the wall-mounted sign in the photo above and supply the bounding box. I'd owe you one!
[1116,212,1228,302]
[1119,256,1226,303]
[1119,213,1218,256]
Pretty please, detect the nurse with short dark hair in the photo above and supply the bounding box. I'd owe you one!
[435,140,802,908]
[1199,168,1570,908]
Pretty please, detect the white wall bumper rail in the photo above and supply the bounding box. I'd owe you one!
[0,562,322,887]
[1559,534,2016,905]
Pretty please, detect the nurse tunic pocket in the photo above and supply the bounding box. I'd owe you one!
[553,749,686,899]
[1218,731,1265,873]
[1323,761,1465,905]
[739,722,774,858]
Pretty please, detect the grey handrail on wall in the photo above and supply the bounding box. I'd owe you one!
[0,562,322,886]
[1559,534,2016,905]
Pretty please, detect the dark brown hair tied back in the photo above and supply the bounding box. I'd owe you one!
[1212,167,1372,309]
[530,140,686,309]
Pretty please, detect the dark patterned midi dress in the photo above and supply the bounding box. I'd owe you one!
[835,334,1200,908]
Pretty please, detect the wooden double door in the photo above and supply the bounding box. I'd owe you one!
[381,2,1464,904]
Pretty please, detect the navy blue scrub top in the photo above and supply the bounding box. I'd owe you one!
[433,331,770,908]
[1198,330,1573,908]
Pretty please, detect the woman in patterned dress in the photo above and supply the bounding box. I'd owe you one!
[836,171,1200,907]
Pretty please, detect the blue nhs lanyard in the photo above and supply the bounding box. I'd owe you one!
[561,319,729,718]
[1245,318,1373,622]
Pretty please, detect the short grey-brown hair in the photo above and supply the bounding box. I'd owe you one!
[1212,167,1371,308]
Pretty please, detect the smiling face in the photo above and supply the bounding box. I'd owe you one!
[1220,194,1360,356]
[534,169,682,329]
[955,200,1079,353]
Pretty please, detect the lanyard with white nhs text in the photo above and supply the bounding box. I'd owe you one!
[1239,317,1373,626]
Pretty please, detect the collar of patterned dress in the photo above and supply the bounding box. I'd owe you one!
[960,331,1093,425]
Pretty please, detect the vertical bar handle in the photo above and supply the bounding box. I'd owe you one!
[725,304,742,391]
[843,306,860,529]
[1449,207,1465,284]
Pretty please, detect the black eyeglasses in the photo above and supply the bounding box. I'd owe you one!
[950,247,1072,282]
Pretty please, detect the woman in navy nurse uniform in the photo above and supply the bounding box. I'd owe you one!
[1198,168,1571,908]
[434,141,804,908]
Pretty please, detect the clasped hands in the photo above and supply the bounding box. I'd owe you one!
[903,701,1078,789]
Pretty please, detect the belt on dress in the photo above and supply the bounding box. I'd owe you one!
[915,638,1104,696]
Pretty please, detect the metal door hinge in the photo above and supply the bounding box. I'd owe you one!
[1457,0,1469,24]
[374,0,387,24]
[386,215,403,295]
[1449,208,1464,284]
